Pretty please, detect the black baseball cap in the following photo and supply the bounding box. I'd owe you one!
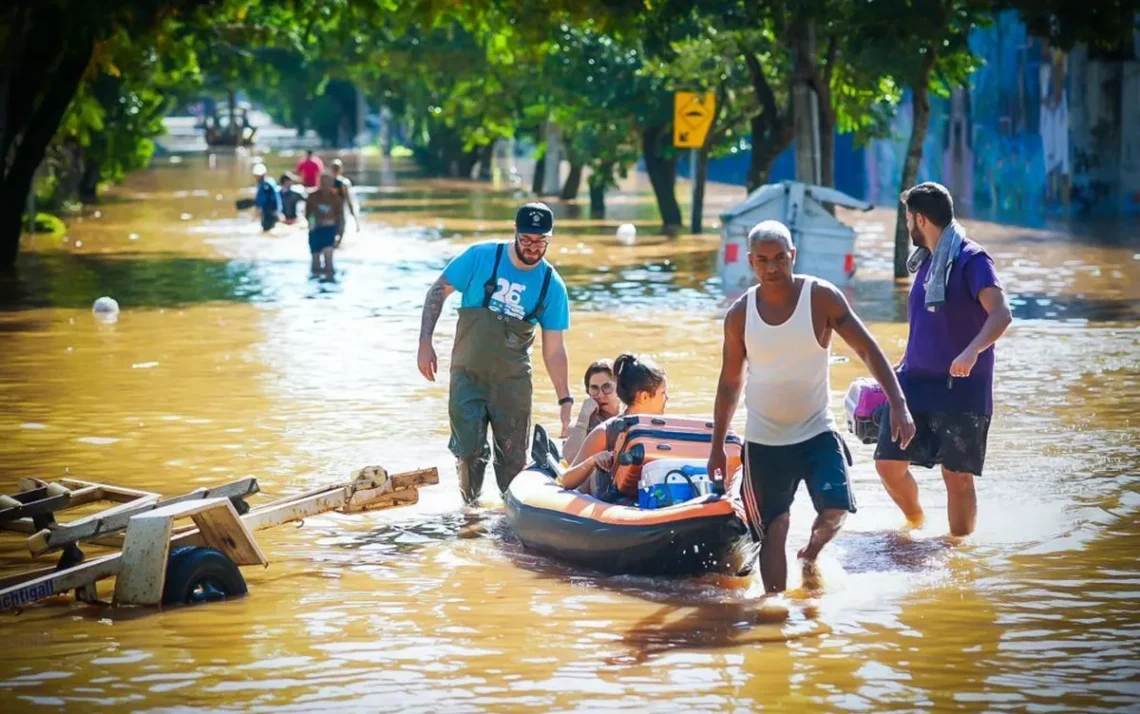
[515,202,554,235]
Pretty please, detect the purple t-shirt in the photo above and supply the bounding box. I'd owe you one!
[900,238,1002,415]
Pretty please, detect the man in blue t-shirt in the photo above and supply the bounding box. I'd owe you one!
[875,182,1013,536]
[417,202,573,504]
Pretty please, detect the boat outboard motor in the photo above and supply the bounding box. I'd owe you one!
[529,425,565,478]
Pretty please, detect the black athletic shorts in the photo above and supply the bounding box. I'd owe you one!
[741,431,856,538]
[873,404,990,476]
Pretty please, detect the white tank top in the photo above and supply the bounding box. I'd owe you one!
[743,277,836,445]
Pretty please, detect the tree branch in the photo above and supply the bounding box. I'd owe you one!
[822,33,838,87]
[745,51,781,124]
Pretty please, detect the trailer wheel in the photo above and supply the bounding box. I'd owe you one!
[162,546,247,606]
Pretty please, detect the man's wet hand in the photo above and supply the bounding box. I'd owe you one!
[707,447,728,486]
[417,340,437,382]
[950,348,978,378]
[891,403,916,449]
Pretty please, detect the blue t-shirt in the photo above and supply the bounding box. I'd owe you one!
[443,242,570,330]
[900,238,1002,415]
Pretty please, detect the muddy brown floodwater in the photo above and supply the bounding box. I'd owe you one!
[1,153,1138,712]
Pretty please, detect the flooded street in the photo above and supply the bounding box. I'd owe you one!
[1,153,1138,712]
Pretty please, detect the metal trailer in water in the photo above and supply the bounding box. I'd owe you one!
[0,466,438,612]
[717,180,873,293]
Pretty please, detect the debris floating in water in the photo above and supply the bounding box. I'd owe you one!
[180,213,193,221]
[129,233,140,241]
[616,223,637,246]
[92,296,120,324]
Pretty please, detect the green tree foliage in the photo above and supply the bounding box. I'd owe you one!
[842,0,991,277]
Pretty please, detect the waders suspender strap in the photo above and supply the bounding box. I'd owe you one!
[522,267,553,323]
[481,243,505,309]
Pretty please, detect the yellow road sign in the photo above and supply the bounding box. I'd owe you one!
[673,92,716,148]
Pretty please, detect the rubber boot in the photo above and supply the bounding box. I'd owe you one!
[456,455,488,506]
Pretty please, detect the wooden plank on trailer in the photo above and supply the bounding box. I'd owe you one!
[391,467,439,489]
[238,486,352,532]
[113,512,176,606]
[58,479,159,503]
[0,485,101,525]
[343,487,418,513]
[27,478,258,556]
[191,501,267,567]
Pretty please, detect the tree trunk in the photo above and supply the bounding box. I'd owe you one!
[641,126,682,232]
[747,112,794,192]
[589,182,606,217]
[531,154,545,195]
[458,148,480,179]
[227,87,237,142]
[744,52,794,193]
[691,145,710,234]
[560,161,583,200]
[477,142,494,181]
[588,161,612,218]
[894,56,936,279]
[79,156,101,204]
[818,99,835,189]
[791,18,820,185]
[0,28,95,268]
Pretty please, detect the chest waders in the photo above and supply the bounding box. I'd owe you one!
[448,243,552,504]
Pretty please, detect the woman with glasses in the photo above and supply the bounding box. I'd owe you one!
[558,353,668,497]
[562,359,621,463]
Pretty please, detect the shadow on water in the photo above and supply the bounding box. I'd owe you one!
[834,530,958,575]
[488,524,820,664]
[0,251,270,310]
[329,508,804,662]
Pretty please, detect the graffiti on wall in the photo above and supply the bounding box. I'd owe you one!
[860,12,1140,220]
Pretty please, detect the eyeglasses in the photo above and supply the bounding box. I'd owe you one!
[517,234,550,248]
[588,382,615,396]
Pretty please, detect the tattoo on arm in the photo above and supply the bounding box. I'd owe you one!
[419,277,451,341]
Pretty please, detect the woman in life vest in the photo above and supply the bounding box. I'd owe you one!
[558,353,668,495]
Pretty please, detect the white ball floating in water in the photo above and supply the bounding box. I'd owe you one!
[92,296,119,324]
[616,223,637,246]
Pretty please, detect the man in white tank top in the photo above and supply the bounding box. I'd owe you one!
[709,220,915,593]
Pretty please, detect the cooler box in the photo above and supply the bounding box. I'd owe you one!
[638,459,713,509]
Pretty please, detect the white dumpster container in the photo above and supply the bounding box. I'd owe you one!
[717,181,872,293]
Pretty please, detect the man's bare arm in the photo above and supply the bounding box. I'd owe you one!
[540,329,571,400]
[711,298,748,449]
[965,286,1012,355]
[820,283,906,408]
[420,275,455,342]
[820,283,915,446]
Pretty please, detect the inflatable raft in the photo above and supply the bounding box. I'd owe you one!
[504,418,756,577]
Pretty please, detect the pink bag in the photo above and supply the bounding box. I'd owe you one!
[844,378,888,444]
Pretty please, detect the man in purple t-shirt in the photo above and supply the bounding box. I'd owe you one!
[875,182,1013,536]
